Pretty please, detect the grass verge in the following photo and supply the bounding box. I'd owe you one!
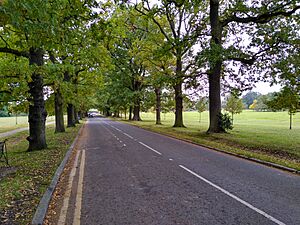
[0,124,81,224]
[115,112,300,172]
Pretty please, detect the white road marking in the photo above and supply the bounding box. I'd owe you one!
[139,142,162,155]
[106,124,136,142]
[123,133,134,139]
[179,165,286,225]
[58,150,81,225]
[73,150,86,225]
[101,123,128,148]
[110,125,121,132]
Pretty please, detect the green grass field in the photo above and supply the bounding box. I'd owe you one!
[123,110,300,170]
[0,116,56,133]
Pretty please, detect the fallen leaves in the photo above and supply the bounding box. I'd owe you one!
[0,125,81,224]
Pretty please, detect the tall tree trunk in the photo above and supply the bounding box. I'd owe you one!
[132,98,142,121]
[129,106,133,120]
[27,48,47,151]
[207,0,225,133]
[173,52,185,127]
[132,80,142,121]
[67,104,75,127]
[290,113,292,130]
[105,107,111,117]
[63,71,75,127]
[78,111,83,119]
[73,75,80,124]
[155,88,162,125]
[173,83,184,127]
[54,87,65,133]
[74,107,80,124]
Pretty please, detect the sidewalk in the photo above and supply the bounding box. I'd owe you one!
[0,121,55,139]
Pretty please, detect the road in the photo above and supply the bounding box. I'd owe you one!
[58,117,300,225]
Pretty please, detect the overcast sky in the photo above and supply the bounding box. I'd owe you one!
[252,82,281,95]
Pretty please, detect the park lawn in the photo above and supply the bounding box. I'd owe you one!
[0,124,81,224]
[121,110,300,170]
[0,116,55,133]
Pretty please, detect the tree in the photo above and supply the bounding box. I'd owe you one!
[205,0,300,133]
[46,1,105,131]
[0,0,57,150]
[196,97,207,126]
[0,0,100,149]
[161,91,175,120]
[255,93,276,112]
[242,92,261,109]
[224,94,243,124]
[135,0,207,127]
[267,86,300,129]
[103,6,153,121]
[134,20,174,125]
[249,100,258,111]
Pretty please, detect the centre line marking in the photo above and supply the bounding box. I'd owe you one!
[179,165,285,225]
[123,133,134,139]
[139,142,162,155]
[73,150,86,225]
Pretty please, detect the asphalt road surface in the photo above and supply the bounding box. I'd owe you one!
[60,117,300,225]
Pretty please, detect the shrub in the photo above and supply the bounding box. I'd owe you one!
[218,112,233,132]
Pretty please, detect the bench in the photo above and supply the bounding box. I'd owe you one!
[0,139,9,165]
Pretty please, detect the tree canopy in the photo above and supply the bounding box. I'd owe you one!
[0,0,299,150]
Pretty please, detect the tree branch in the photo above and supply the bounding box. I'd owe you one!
[0,90,12,94]
[48,51,57,64]
[227,56,256,65]
[75,68,86,76]
[43,82,54,87]
[0,47,29,58]
[0,75,20,79]
[222,5,300,26]
[226,42,280,65]
[134,3,173,46]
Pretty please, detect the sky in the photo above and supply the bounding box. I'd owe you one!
[251,82,281,95]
